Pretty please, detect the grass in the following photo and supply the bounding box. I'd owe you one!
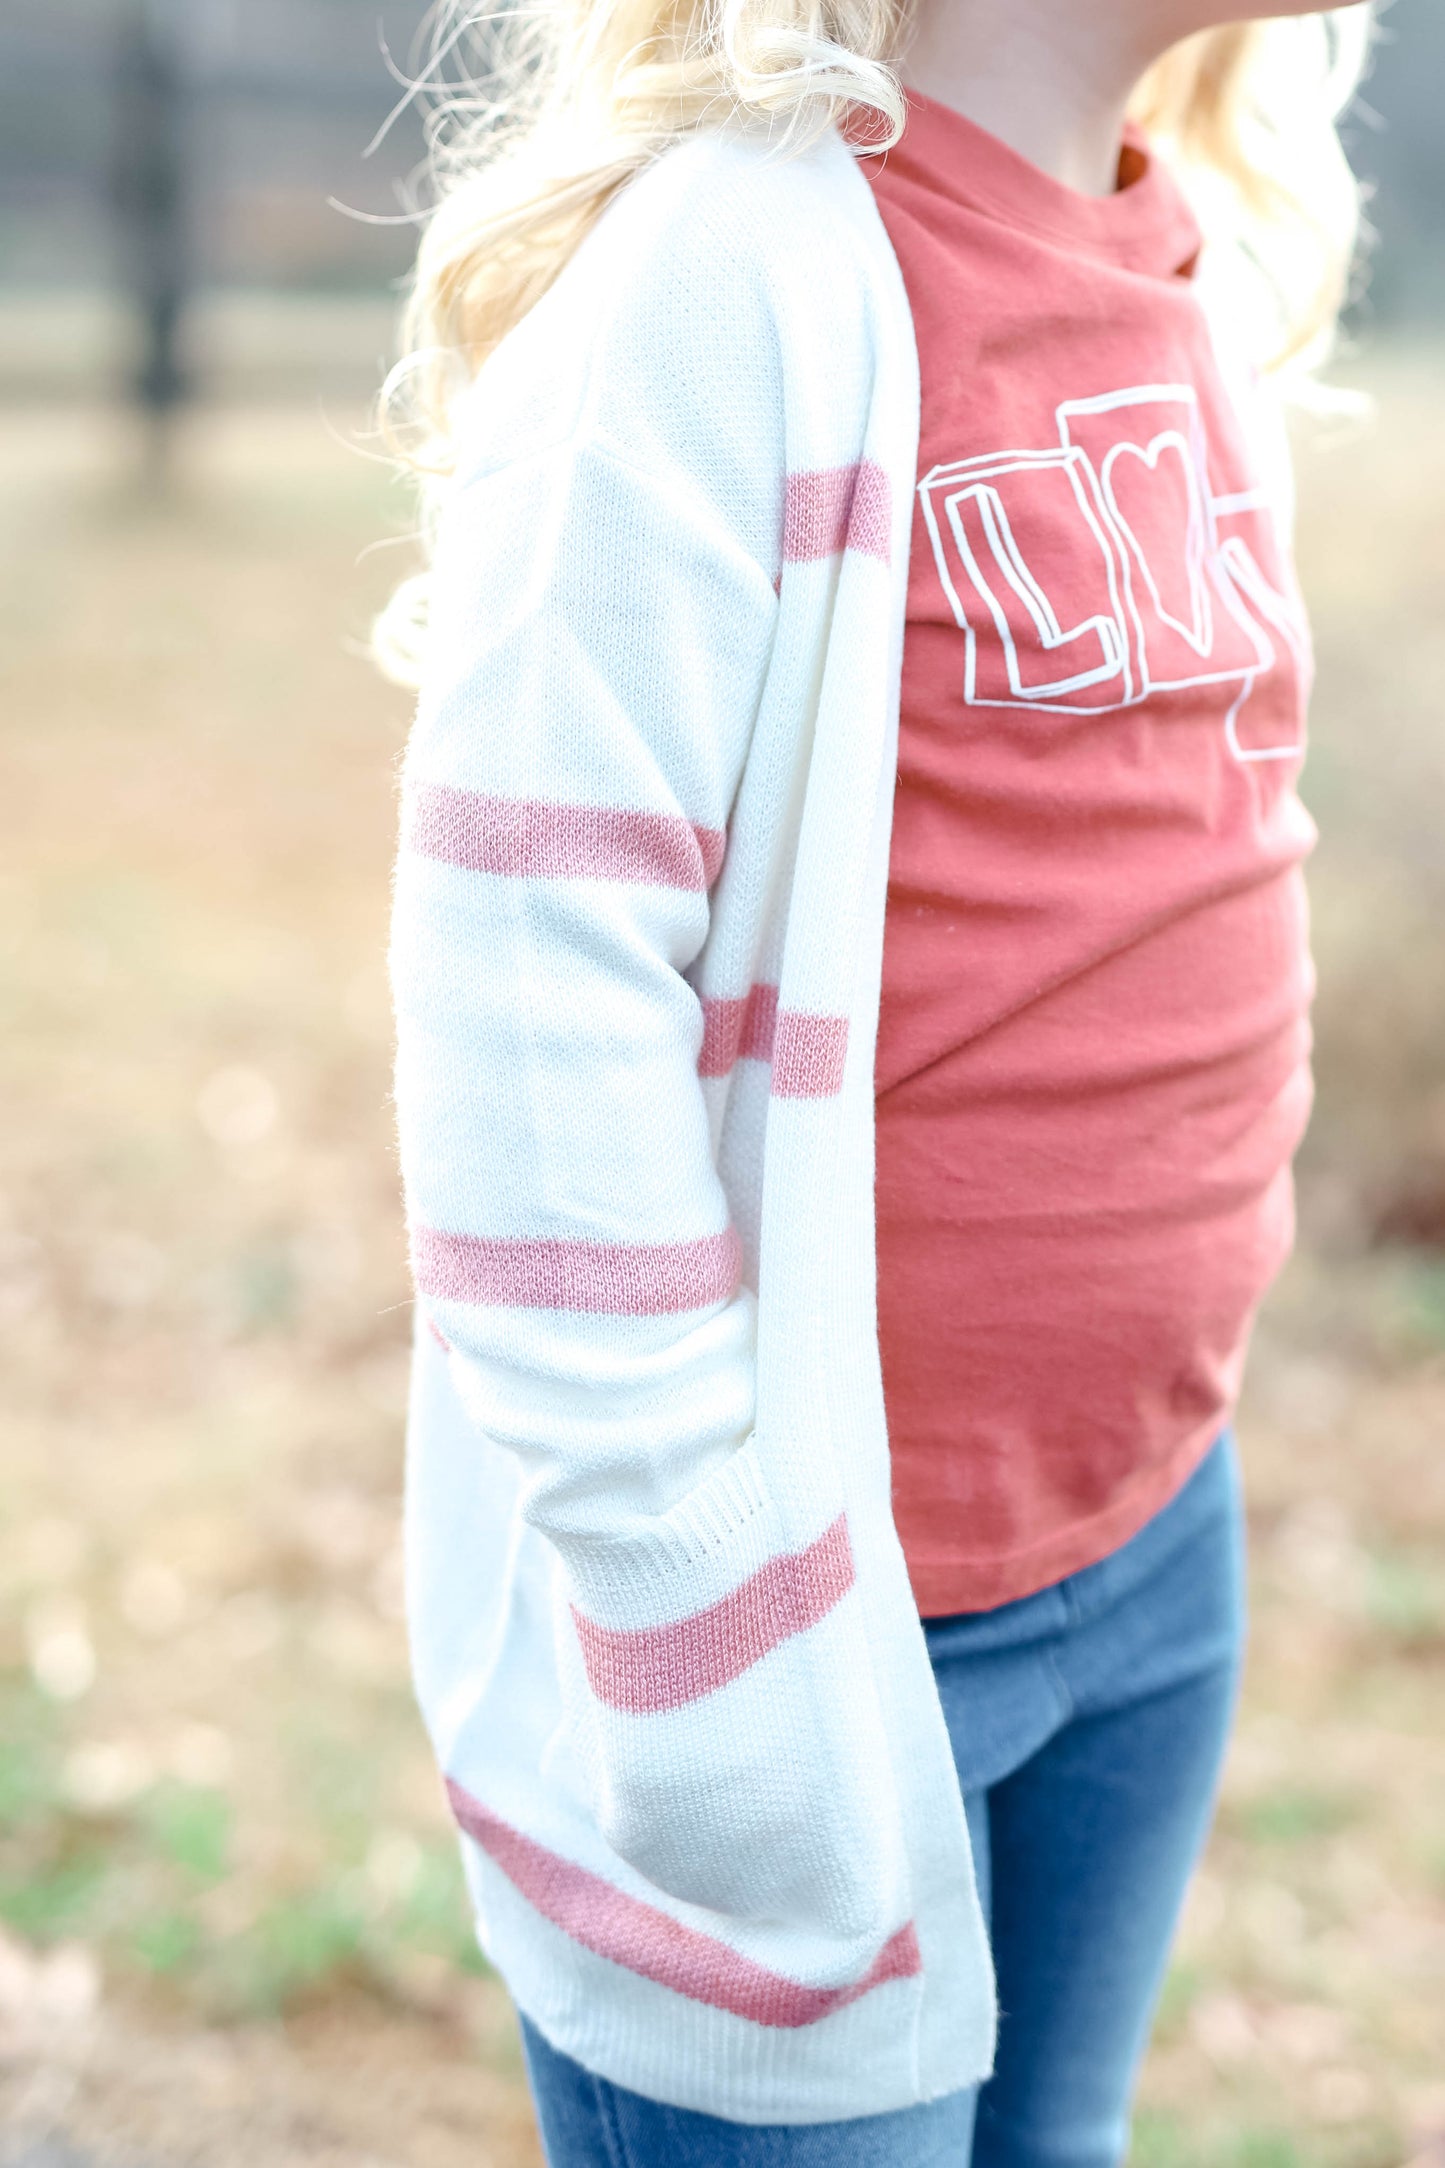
[1,362,1443,2162]
[0,1668,485,2027]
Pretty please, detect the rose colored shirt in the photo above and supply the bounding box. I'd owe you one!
[864,95,1316,1615]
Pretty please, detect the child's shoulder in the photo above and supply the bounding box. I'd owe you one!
[620,123,883,274]
[454,127,896,484]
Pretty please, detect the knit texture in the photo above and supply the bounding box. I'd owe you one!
[390,124,997,2120]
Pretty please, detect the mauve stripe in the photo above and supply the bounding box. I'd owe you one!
[698,997,744,1078]
[697,986,848,1098]
[772,1012,850,1099]
[426,1315,451,1353]
[740,983,780,1062]
[412,1224,742,1317]
[445,1777,922,2028]
[783,461,892,567]
[698,982,779,1077]
[409,783,726,892]
[572,1512,854,1713]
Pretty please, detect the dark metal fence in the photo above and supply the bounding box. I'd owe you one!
[1,0,432,294]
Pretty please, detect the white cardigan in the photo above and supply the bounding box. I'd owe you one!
[390,120,998,2123]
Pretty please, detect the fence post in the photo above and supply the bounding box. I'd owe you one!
[111,0,191,481]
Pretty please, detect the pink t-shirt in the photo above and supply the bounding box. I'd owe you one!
[864,95,1316,1615]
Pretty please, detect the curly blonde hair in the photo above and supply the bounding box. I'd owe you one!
[374,3,1372,676]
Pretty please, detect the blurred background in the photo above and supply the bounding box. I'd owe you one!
[0,3,1442,2164]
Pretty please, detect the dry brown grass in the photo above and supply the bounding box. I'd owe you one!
[0,362,1441,2166]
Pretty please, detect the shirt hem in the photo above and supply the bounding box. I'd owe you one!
[906,1415,1228,1618]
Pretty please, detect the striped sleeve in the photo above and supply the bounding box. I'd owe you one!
[391,423,779,1562]
[391,416,911,1937]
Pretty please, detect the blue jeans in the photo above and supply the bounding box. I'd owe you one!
[520,1434,1246,2168]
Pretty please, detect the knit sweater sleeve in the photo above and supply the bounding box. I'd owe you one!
[388,189,891,1927]
[393,416,773,1544]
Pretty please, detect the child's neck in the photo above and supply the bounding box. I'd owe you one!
[900,0,1164,197]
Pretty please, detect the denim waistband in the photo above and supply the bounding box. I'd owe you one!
[923,1430,1240,1658]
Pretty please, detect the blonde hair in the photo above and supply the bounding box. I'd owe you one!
[375,4,1372,676]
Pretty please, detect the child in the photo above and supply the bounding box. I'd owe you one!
[382,2,1371,2159]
